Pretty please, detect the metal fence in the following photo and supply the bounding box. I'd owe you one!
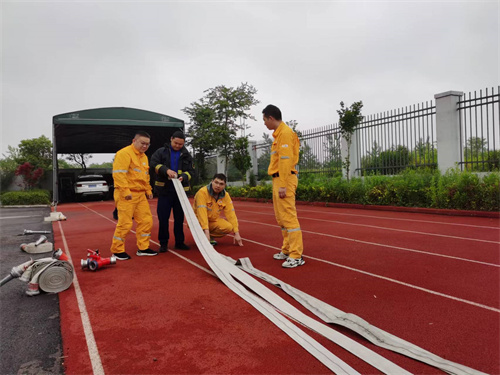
[355,101,436,175]
[253,126,344,178]
[252,86,499,178]
[458,86,500,172]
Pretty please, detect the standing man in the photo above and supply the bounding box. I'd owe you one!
[110,131,157,260]
[193,173,243,247]
[151,131,194,253]
[262,104,305,268]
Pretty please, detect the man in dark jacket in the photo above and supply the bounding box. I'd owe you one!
[150,131,194,252]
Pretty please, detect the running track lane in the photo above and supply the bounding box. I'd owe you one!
[54,199,500,374]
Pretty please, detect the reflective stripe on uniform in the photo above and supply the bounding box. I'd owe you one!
[287,227,301,233]
[140,233,151,237]
[113,170,127,173]
[113,236,124,241]
[281,156,290,159]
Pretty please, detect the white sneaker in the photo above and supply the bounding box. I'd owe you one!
[282,257,305,268]
[273,252,288,260]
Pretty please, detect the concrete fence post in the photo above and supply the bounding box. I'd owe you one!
[435,91,463,174]
[341,131,360,179]
[216,155,226,174]
[247,140,257,183]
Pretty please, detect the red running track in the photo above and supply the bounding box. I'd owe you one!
[53,198,500,374]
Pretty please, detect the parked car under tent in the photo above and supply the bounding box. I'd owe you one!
[52,107,184,206]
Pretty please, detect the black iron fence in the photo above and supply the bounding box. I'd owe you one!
[458,86,500,172]
[355,101,437,175]
[251,86,499,178]
[253,126,343,178]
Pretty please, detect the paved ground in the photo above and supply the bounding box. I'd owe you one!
[0,206,64,375]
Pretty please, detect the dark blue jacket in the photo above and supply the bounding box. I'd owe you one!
[150,145,194,195]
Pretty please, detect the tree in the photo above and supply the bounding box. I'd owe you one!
[232,137,252,181]
[15,162,44,190]
[0,146,20,190]
[58,159,75,169]
[300,142,321,171]
[323,133,342,171]
[89,161,113,169]
[337,101,364,181]
[413,137,437,168]
[464,137,487,159]
[64,153,93,173]
[16,135,53,172]
[183,82,260,176]
[184,101,224,182]
[257,133,273,180]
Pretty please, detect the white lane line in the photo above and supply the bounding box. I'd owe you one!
[237,203,500,229]
[295,207,500,230]
[57,221,105,375]
[303,216,500,244]
[239,237,500,313]
[238,210,500,244]
[78,204,500,313]
[241,219,499,267]
[80,204,216,276]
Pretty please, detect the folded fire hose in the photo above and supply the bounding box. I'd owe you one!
[174,179,409,374]
[0,249,74,296]
[174,179,485,375]
[226,256,485,375]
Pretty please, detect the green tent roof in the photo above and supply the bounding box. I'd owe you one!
[53,107,184,155]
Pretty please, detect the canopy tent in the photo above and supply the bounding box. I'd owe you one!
[52,107,185,206]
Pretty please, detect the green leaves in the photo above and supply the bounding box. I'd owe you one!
[183,82,260,179]
[337,101,364,181]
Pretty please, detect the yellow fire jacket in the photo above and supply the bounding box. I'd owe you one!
[268,121,300,187]
[112,144,152,198]
[193,185,239,233]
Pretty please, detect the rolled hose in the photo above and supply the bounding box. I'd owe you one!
[31,260,74,293]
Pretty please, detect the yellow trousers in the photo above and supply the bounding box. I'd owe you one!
[272,175,303,259]
[207,218,234,238]
[111,191,153,253]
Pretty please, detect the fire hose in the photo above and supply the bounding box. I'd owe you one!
[172,179,407,374]
[0,249,74,296]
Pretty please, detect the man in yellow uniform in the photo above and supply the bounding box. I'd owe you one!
[193,173,243,247]
[263,104,305,268]
[110,131,157,260]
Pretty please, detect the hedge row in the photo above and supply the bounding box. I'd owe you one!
[0,189,51,206]
[225,169,500,212]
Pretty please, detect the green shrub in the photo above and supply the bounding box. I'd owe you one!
[216,169,500,212]
[0,189,51,206]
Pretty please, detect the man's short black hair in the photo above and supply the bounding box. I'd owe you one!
[135,131,151,139]
[262,105,282,121]
[171,130,185,140]
[213,173,227,183]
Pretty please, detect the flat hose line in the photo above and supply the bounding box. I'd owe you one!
[173,179,412,374]
[227,256,486,375]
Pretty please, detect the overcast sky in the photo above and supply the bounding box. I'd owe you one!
[2,0,499,163]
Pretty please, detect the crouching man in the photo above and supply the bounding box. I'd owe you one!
[193,173,243,246]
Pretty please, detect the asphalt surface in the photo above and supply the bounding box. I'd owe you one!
[0,206,64,375]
